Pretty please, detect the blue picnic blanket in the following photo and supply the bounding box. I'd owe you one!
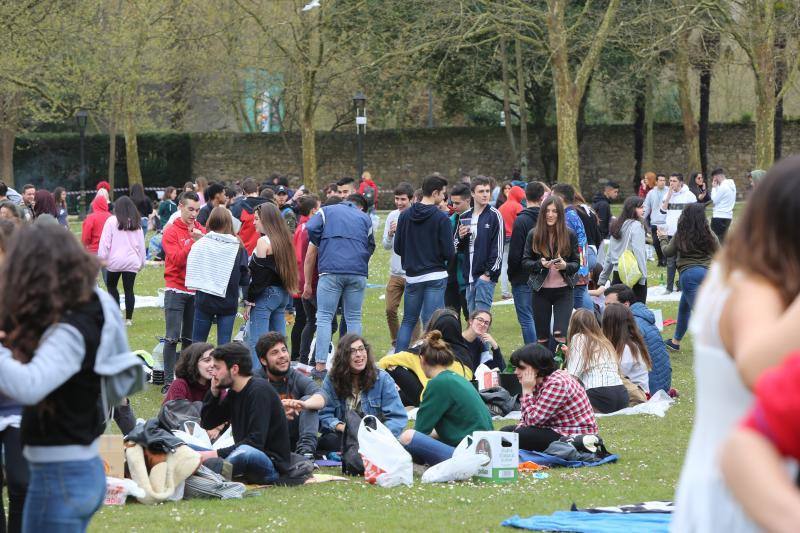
[502,511,670,532]
[519,449,618,468]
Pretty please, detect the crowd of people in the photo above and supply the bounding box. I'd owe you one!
[0,158,791,532]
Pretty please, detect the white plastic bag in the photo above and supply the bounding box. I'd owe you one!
[357,415,413,487]
[173,421,234,451]
[104,477,146,506]
[421,436,490,483]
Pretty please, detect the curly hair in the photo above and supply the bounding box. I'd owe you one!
[672,203,718,257]
[329,333,377,400]
[174,342,214,384]
[0,224,99,362]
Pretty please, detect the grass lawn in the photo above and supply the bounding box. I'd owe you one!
[76,202,743,531]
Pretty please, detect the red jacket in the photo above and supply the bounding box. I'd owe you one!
[498,186,525,239]
[294,215,319,293]
[358,179,379,209]
[162,217,206,292]
[81,195,112,253]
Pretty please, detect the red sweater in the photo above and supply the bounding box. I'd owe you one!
[162,217,206,292]
[81,195,112,253]
[163,378,210,404]
[294,215,319,291]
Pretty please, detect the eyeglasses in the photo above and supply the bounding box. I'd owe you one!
[349,345,369,355]
[472,317,491,326]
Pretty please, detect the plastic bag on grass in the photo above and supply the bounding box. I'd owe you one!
[173,421,234,451]
[421,436,490,483]
[357,415,412,487]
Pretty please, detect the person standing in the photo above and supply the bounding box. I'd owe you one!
[32,190,58,220]
[643,173,668,267]
[598,196,648,303]
[230,178,267,255]
[19,185,35,222]
[303,194,375,377]
[196,182,227,227]
[358,171,379,215]
[507,181,544,345]
[335,177,356,198]
[294,195,321,364]
[129,184,153,239]
[551,184,591,310]
[690,172,711,204]
[709,167,736,243]
[158,186,178,228]
[659,173,696,294]
[53,187,69,227]
[393,175,455,353]
[445,183,471,322]
[382,182,416,351]
[498,185,525,300]
[161,191,206,392]
[592,181,619,240]
[81,194,112,254]
[454,176,504,313]
[97,196,147,325]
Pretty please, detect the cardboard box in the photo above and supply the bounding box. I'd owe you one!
[99,434,126,478]
[472,431,519,483]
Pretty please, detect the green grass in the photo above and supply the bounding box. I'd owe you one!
[81,203,738,531]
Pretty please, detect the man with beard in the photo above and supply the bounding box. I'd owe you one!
[257,333,325,458]
[200,342,291,484]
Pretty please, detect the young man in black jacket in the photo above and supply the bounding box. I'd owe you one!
[200,343,291,484]
[506,181,545,344]
[454,176,504,313]
[592,181,619,239]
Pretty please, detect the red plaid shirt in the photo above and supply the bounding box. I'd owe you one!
[518,370,598,436]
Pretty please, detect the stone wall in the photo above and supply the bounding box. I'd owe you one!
[191,122,800,195]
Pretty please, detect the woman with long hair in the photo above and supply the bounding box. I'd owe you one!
[317,334,407,453]
[494,181,513,209]
[602,303,652,402]
[461,309,506,371]
[0,224,140,531]
[129,183,152,238]
[658,202,719,351]
[53,187,69,227]
[398,330,493,465]
[158,186,178,228]
[245,203,298,369]
[163,342,214,403]
[689,172,710,204]
[598,195,648,303]
[521,195,579,347]
[565,309,628,413]
[32,189,57,220]
[638,171,656,198]
[195,177,208,206]
[189,206,249,346]
[97,196,146,325]
[672,156,800,531]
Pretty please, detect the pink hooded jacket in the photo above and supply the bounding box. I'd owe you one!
[97,215,146,272]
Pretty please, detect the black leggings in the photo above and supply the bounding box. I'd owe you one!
[106,271,137,320]
[501,424,561,452]
[387,366,424,407]
[611,272,648,304]
[533,286,574,344]
[0,426,28,533]
[290,297,306,361]
[587,385,629,414]
[317,431,341,454]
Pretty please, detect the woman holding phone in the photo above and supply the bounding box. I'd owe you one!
[521,196,580,347]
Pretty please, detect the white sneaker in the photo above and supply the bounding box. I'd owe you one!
[125,319,133,326]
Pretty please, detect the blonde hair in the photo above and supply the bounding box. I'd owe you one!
[567,309,619,375]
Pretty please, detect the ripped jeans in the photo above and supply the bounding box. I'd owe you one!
[163,290,195,386]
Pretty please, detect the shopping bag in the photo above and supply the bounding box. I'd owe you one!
[173,421,234,451]
[618,249,642,287]
[421,436,490,483]
[357,415,413,487]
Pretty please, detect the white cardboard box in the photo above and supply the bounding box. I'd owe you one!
[472,431,519,483]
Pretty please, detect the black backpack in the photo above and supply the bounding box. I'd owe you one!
[362,184,376,207]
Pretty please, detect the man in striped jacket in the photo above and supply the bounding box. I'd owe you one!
[454,176,504,313]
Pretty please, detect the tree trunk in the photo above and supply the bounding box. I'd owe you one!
[498,36,518,163]
[644,77,655,172]
[675,30,701,174]
[0,127,14,185]
[514,37,528,175]
[124,112,143,187]
[633,88,645,193]
[300,112,317,192]
[107,118,117,199]
[698,67,711,178]
[553,92,581,192]
[774,33,786,162]
[754,87,776,170]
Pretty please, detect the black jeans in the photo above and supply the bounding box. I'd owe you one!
[611,272,647,304]
[106,271,137,320]
[387,366,423,407]
[163,290,195,385]
[300,296,317,365]
[316,431,341,454]
[445,282,469,323]
[533,286,574,344]
[500,424,561,452]
[587,385,629,414]
[290,297,306,361]
[649,225,665,265]
[0,426,28,533]
[710,217,732,244]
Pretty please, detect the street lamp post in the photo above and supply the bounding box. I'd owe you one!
[353,91,367,179]
[76,109,89,219]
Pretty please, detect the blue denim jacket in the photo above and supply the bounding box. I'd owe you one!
[318,369,408,437]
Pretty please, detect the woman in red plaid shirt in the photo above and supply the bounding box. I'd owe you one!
[501,344,597,451]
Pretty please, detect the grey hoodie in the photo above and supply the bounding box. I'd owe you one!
[598,219,648,286]
[0,288,144,462]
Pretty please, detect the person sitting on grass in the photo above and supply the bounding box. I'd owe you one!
[377,308,473,407]
[199,342,291,485]
[398,331,493,465]
[163,342,214,404]
[461,309,506,371]
[257,332,325,459]
[602,302,652,405]
[501,344,598,452]
[317,334,407,455]
[604,284,672,395]
[564,310,629,414]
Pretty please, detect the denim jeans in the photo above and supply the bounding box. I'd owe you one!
[226,444,279,484]
[289,397,320,455]
[163,290,195,385]
[511,283,537,345]
[573,284,592,311]
[675,266,708,341]
[23,457,105,533]
[403,431,455,466]
[192,307,236,345]
[467,278,495,313]
[249,285,291,372]
[395,277,447,352]
[315,274,366,364]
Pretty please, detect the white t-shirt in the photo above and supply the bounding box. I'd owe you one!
[566,333,623,390]
[621,345,650,393]
[710,179,736,219]
[382,209,404,277]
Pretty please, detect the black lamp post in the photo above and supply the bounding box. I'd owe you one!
[353,91,366,179]
[76,109,89,219]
